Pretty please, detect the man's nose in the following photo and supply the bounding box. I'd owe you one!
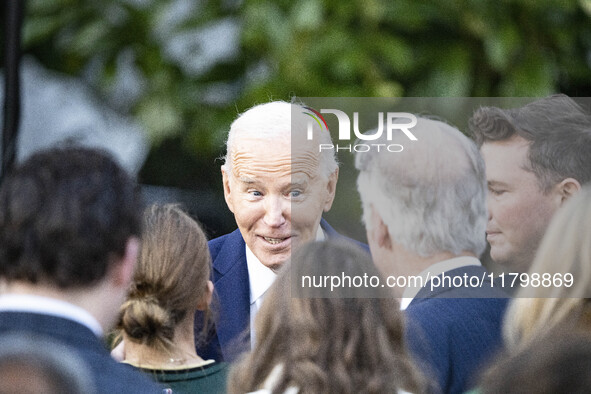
[263,196,287,227]
[486,193,493,221]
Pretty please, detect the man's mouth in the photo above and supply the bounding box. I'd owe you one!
[262,236,290,245]
[486,231,501,240]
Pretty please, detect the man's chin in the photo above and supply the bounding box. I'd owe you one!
[490,249,527,271]
[489,248,510,265]
[256,249,291,272]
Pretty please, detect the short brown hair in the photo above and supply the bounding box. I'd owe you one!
[0,147,141,288]
[469,94,591,192]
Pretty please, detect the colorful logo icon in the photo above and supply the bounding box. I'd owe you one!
[303,106,328,132]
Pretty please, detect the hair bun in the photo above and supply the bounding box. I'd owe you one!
[119,296,175,346]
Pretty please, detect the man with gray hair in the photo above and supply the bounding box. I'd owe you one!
[356,117,508,394]
[469,94,591,273]
[198,101,363,362]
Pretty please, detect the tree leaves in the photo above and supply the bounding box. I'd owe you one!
[19,0,591,186]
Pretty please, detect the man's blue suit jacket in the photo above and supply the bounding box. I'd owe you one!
[405,265,509,394]
[0,311,162,393]
[196,218,366,362]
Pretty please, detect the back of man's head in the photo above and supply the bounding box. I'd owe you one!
[356,117,487,257]
[469,94,591,191]
[0,147,142,288]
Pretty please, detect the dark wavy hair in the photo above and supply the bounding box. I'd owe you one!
[0,146,141,288]
[469,94,591,192]
[228,240,425,394]
[478,331,591,394]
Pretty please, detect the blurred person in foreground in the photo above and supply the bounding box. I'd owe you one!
[469,94,591,273]
[228,240,425,394]
[475,332,591,394]
[199,101,366,362]
[0,147,161,393]
[356,117,508,393]
[117,204,228,393]
[502,185,591,351]
[0,333,95,394]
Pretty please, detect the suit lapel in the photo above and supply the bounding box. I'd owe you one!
[320,218,338,238]
[211,230,250,360]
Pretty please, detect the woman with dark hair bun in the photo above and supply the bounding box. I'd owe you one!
[228,240,425,394]
[116,204,228,393]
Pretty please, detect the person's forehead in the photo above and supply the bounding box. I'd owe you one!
[481,137,538,184]
[232,134,322,177]
[231,135,289,163]
[481,136,530,167]
[481,135,530,155]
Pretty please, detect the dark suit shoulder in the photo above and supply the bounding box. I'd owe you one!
[406,297,508,330]
[208,229,240,258]
[405,292,508,394]
[320,219,369,252]
[0,312,162,393]
[90,350,164,393]
[412,265,510,301]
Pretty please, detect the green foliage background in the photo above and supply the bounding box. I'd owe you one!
[8,0,591,235]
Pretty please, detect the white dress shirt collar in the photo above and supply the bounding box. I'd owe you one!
[0,293,103,336]
[399,256,481,311]
[246,224,326,348]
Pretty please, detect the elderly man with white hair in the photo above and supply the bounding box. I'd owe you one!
[356,117,508,394]
[197,101,365,362]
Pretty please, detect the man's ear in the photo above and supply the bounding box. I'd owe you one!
[556,177,581,205]
[323,168,339,212]
[112,237,139,288]
[366,204,392,251]
[373,208,392,251]
[196,280,214,311]
[221,166,235,214]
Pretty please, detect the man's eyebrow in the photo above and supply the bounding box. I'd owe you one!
[290,181,308,189]
[238,177,257,184]
[487,180,509,188]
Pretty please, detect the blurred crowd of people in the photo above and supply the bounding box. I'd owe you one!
[0,95,590,393]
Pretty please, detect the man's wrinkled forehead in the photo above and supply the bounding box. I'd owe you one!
[230,134,322,179]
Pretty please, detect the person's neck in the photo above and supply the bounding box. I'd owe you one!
[123,316,207,369]
[407,251,475,275]
[385,243,475,295]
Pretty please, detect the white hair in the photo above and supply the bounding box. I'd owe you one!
[222,101,338,178]
[356,116,487,257]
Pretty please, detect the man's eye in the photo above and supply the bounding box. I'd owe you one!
[489,189,505,196]
[289,190,301,198]
[249,190,262,197]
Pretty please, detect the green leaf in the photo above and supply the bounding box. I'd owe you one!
[498,51,556,96]
[70,20,110,57]
[137,97,182,145]
[484,24,520,71]
[292,0,323,31]
[414,46,473,96]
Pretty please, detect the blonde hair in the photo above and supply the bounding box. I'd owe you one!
[228,240,425,394]
[117,204,211,352]
[504,186,591,350]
